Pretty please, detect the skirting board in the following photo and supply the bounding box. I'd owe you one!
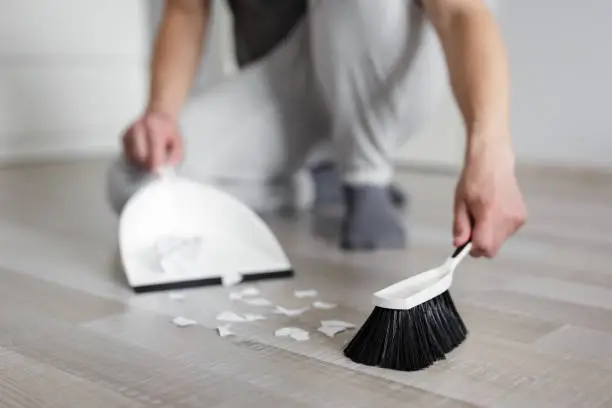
[0,133,119,170]
[1,150,611,180]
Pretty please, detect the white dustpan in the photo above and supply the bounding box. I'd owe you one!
[118,169,293,293]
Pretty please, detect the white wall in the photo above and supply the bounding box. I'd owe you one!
[397,1,612,169]
[0,1,150,162]
[0,0,232,164]
[1,1,610,169]
[500,0,612,168]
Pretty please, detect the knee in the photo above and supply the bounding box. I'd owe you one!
[105,156,155,216]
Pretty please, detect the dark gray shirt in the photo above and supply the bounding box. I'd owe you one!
[227,0,307,66]
[227,0,424,67]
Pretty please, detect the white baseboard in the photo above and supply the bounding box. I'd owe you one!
[0,128,119,169]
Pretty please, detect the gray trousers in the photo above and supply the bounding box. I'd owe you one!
[107,0,447,214]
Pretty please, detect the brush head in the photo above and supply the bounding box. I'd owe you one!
[343,290,467,371]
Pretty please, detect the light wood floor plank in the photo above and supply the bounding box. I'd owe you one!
[0,347,149,408]
[0,159,611,407]
[0,267,126,324]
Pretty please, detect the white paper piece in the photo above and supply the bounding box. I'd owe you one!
[317,325,348,338]
[240,287,260,297]
[321,320,356,329]
[229,287,261,301]
[156,235,193,256]
[274,327,310,341]
[313,301,337,310]
[217,324,234,337]
[242,298,273,307]
[294,289,318,298]
[222,272,243,287]
[168,292,186,301]
[290,330,310,342]
[275,327,298,337]
[216,311,246,322]
[244,314,266,322]
[160,251,200,276]
[229,292,243,301]
[272,306,310,317]
[156,235,208,278]
[171,316,198,327]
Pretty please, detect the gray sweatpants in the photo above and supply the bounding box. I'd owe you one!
[107,0,447,213]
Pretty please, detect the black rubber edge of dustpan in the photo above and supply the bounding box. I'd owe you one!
[131,269,294,293]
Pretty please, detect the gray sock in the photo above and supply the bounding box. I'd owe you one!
[310,162,408,209]
[340,184,407,250]
[311,162,343,208]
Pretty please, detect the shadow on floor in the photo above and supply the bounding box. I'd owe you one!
[310,213,342,245]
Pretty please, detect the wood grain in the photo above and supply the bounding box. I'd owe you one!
[0,159,611,407]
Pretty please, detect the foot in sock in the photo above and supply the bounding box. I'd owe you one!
[310,162,408,209]
[340,184,406,250]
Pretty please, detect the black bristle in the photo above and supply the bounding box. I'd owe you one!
[343,291,467,371]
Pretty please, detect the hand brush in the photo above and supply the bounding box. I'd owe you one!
[343,240,472,371]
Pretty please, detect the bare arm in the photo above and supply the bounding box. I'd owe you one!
[423,0,511,157]
[147,0,211,119]
[423,0,526,257]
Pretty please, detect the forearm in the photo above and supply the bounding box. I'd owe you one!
[147,0,210,119]
[424,1,511,153]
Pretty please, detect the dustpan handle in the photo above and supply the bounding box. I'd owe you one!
[156,166,177,179]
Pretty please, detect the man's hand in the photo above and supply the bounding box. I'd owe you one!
[120,0,210,172]
[122,111,184,171]
[453,141,527,257]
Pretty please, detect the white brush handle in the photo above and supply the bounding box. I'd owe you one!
[445,239,472,270]
[373,240,472,310]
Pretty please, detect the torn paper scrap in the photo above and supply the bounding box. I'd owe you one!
[229,292,243,301]
[229,287,261,301]
[244,314,266,322]
[171,316,198,328]
[321,320,356,329]
[156,235,195,256]
[290,330,310,342]
[272,306,310,317]
[275,327,298,337]
[157,236,204,276]
[274,327,310,341]
[159,250,200,276]
[222,272,243,287]
[217,324,234,337]
[242,298,273,307]
[317,325,348,338]
[216,311,246,322]
[240,287,260,297]
[294,289,318,298]
[168,292,186,301]
[312,301,337,310]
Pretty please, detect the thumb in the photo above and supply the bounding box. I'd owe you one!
[130,122,147,165]
[166,132,184,167]
[472,211,497,258]
[145,127,166,171]
[453,199,472,247]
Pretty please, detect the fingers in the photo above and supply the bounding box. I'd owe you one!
[166,128,184,166]
[470,209,498,258]
[123,122,147,166]
[453,199,472,247]
[146,126,166,171]
[471,206,525,258]
[122,114,183,172]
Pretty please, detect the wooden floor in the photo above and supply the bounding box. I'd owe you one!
[1,159,612,408]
